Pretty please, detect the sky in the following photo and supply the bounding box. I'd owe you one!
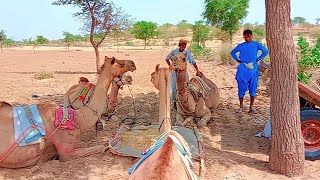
[0,0,319,41]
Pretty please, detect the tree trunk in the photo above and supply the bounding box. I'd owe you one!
[0,43,2,53]
[93,45,101,74]
[144,38,147,49]
[266,0,304,176]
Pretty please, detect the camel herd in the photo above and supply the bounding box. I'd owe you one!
[0,52,220,179]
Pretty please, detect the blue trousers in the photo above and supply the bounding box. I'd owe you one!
[237,73,259,99]
[171,71,189,102]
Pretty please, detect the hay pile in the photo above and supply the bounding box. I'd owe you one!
[118,128,160,152]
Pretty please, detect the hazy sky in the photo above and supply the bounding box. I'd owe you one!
[0,0,319,40]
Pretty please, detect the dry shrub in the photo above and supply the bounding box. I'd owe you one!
[34,71,54,80]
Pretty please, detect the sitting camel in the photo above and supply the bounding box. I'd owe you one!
[171,52,219,129]
[128,65,198,180]
[0,56,136,168]
[64,72,133,115]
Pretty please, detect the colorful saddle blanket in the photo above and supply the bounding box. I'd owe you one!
[79,83,95,105]
[13,105,46,147]
[55,106,76,130]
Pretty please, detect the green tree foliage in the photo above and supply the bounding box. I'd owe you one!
[131,21,159,49]
[297,35,320,83]
[0,30,6,52]
[32,35,49,54]
[192,20,209,47]
[63,32,75,51]
[292,17,309,26]
[53,0,133,73]
[177,20,193,30]
[203,0,249,40]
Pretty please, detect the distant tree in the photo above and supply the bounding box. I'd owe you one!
[33,35,49,54]
[131,21,159,49]
[316,18,320,25]
[203,0,249,41]
[3,38,15,47]
[63,32,75,51]
[162,23,173,27]
[192,20,209,47]
[0,30,6,53]
[292,16,309,26]
[177,20,193,30]
[53,1,133,73]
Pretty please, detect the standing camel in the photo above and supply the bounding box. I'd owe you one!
[171,52,218,130]
[0,56,136,168]
[128,65,198,180]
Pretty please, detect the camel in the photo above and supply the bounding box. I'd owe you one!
[171,52,219,129]
[128,65,198,180]
[63,72,133,115]
[0,56,136,168]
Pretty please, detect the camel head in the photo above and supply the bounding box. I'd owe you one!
[151,64,171,90]
[171,52,187,72]
[104,56,136,77]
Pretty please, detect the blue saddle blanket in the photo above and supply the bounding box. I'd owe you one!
[13,105,46,146]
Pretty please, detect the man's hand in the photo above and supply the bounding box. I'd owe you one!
[196,70,203,77]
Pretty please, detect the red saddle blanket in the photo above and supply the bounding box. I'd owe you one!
[55,106,76,130]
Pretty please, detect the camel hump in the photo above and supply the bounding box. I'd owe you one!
[0,101,12,107]
[79,77,89,82]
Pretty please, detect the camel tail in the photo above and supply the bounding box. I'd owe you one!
[0,101,12,107]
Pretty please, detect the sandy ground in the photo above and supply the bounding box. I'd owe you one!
[0,48,320,180]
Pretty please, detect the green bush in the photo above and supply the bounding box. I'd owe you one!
[297,35,320,83]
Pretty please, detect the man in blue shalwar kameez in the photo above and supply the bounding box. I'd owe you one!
[230,29,269,113]
[165,39,202,109]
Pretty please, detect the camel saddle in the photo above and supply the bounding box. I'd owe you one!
[13,105,46,146]
[55,106,76,130]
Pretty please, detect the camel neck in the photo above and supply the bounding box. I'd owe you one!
[77,64,112,133]
[176,70,187,93]
[159,69,171,134]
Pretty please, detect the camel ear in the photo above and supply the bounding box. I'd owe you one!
[105,56,109,61]
[111,57,116,64]
[155,64,160,71]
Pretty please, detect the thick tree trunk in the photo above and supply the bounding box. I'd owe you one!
[144,38,147,49]
[266,0,304,176]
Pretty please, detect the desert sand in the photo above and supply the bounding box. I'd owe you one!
[0,47,320,180]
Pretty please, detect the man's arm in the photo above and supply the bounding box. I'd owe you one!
[230,44,241,63]
[257,43,269,61]
[186,50,202,75]
[165,50,174,69]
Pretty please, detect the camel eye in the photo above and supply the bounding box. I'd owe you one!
[119,63,124,67]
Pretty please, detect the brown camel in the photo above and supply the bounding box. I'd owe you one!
[128,65,198,180]
[171,52,215,129]
[0,56,136,168]
[63,72,133,115]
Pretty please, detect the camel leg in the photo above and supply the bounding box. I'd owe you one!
[175,111,184,126]
[53,129,106,161]
[58,145,106,162]
[182,116,194,126]
[197,107,211,130]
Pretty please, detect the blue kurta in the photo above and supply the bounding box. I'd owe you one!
[166,48,195,102]
[230,41,269,98]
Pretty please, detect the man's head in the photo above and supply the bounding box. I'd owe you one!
[178,39,187,51]
[243,29,253,43]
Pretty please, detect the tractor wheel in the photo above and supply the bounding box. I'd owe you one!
[301,108,320,159]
